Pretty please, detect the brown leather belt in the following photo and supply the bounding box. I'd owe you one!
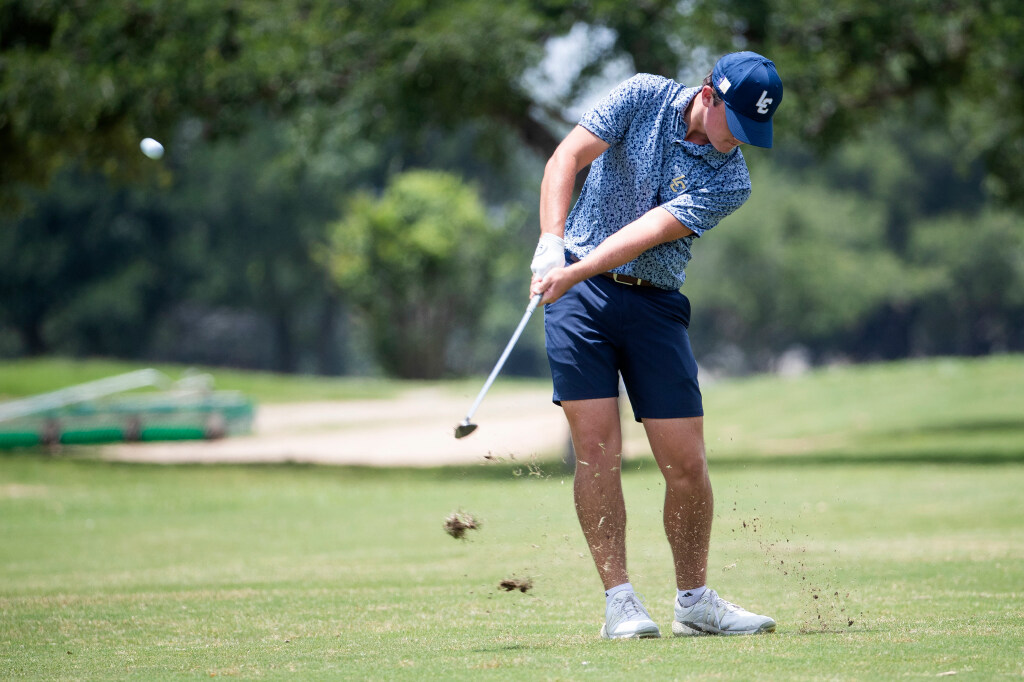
[567,254,660,288]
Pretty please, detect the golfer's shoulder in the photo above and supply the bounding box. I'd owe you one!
[624,72,677,90]
[608,73,681,105]
[715,149,753,195]
[583,74,681,137]
[580,75,662,144]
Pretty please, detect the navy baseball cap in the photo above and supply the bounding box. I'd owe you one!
[712,51,783,148]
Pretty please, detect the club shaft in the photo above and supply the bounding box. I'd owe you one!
[462,294,541,423]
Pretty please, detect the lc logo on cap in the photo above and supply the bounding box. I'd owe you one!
[712,51,783,148]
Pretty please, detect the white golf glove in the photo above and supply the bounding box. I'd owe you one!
[530,233,565,277]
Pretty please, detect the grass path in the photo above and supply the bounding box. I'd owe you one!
[1,356,1022,678]
[1,455,1022,679]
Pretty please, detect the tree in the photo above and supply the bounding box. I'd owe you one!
[909,209,1024,355]
[0,1,557,210]
[5,0,1023,374]
[0,116,364,372]
[167,117,349,373]
[679,0,1024,205]
[321,170,510,379]
[5,0,1024,209]
[683,119,1024,370]
[684,161,918,369]
[0,168,191,356]
[2,1,257,209]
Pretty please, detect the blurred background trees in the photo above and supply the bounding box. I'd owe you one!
[1,0,1022,377]
[322,170,514,379]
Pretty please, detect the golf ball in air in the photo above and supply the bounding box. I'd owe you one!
[140,137,164,159]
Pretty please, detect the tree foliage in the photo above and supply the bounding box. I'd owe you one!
[9,0,1019,205]
[0,0,553,208]
[680,0,1024,203]
[0,165,195,356]
[909,209,1024,355]
[2,1,253,208]
[689,174,901,360]
[686,127,1024,370]
[321,170,509,379]
[2,0,1023,375]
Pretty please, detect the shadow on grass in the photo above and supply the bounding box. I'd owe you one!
[776,627,868,638]
[2,444,1022,483]
[470,644,540,653]
[334,447,1024,481]
[467,630,860,649]
[708,449,1024,470]
[878,416,1024,436]
[350,447,1024,482]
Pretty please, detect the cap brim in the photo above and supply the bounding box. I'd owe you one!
[724,104,773,148]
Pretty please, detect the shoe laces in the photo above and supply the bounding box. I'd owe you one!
[706,591,743,629]
[615,592,648,620]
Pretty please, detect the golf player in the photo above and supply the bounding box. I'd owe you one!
[530,51,783,639]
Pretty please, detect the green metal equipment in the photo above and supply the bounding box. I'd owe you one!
[0,369,255,449]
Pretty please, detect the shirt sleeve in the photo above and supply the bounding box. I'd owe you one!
[661,186,750,236]
[578,74,669,145]
[661,159,752,236]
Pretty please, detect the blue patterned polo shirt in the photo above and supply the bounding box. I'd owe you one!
[566,73,752,290]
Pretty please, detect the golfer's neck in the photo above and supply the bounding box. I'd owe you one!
[683,98,709,145]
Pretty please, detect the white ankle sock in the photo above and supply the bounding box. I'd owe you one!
[677,586,707,607]
[605,582,633,606]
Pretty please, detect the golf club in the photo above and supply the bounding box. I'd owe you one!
[454,294,542,438]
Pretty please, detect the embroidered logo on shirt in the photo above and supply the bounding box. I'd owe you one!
[670,174,686,193]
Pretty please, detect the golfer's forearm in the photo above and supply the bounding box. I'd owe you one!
[539,126,610,238]
[538,154,577,238]
[572,207,693,277]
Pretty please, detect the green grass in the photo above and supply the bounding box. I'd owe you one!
[1,458,1021,679]
[0,357,534,404]
[700,355,1024,463]
[1,356,1023,679]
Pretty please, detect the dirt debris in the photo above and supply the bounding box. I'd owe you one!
[443,511,480,540]
[498,577,533,593]
[729,499,860,634]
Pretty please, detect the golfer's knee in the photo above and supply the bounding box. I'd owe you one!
[660,449,707,487]
[572,440,623,468]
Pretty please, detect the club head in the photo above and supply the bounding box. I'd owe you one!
[454,420,478,439]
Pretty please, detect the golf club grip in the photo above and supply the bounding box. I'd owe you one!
[463,295,542,421]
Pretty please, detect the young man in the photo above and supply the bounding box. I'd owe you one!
[529,51,782,639]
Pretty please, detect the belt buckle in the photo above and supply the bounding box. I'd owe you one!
[612,273,634,286]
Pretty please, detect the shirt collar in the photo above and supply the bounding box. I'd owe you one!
[673,86,735,169]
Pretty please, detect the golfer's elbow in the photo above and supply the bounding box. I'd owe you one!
[648,207,694,243]
[544,147,582,185]
[540,151,582,223]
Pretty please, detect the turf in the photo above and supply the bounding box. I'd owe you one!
[0,357,408,404]
[700,355,1024,463]
[1,458,1021,679]
[2,357,1023,679]
[0,356,543,405]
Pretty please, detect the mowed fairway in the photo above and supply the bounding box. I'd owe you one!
[1,357,1023,680]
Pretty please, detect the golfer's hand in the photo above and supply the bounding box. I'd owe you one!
[530,234,565,278]
[531,266,576,305]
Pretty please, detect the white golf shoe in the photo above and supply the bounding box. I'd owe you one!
[600,591,661,639]
[672,588,776,636]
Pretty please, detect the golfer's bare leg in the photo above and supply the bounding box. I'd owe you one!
[562,398,628,590]
[644,416,712,590]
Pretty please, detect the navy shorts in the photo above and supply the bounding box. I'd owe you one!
[544,273,703,422]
